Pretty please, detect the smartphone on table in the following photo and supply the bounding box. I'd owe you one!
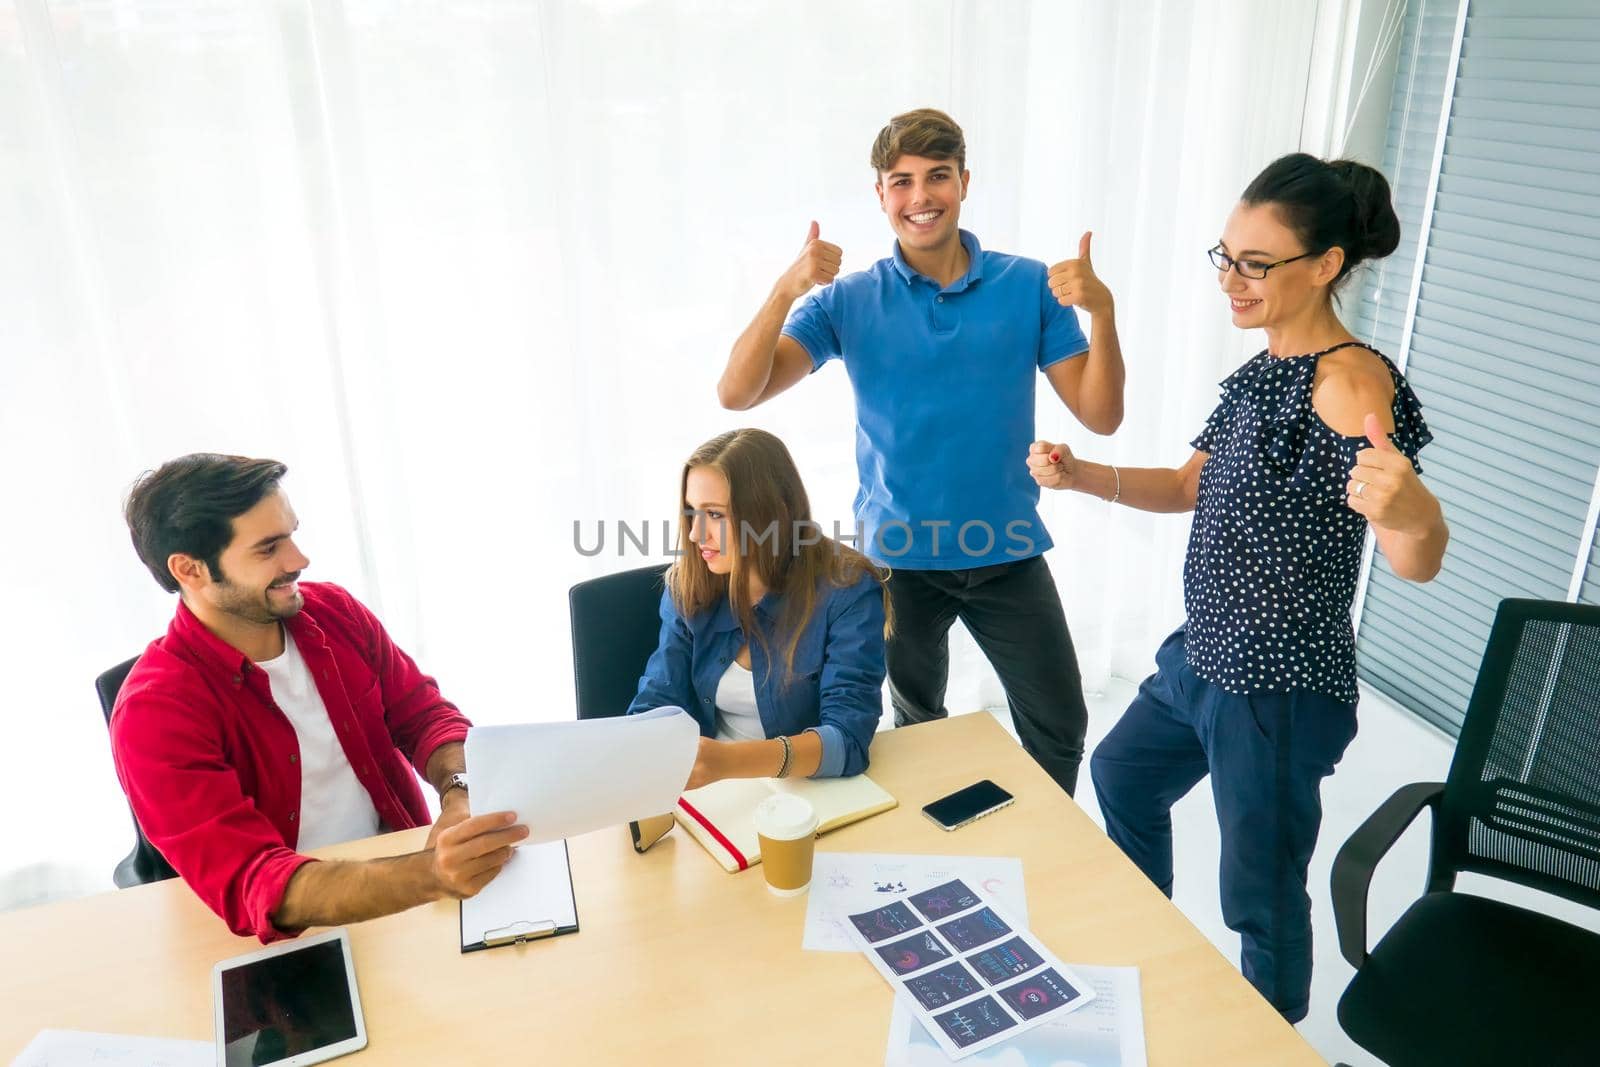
[922,779,1015,831]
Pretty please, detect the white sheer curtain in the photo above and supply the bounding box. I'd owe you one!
[1017,1,1321,699]
[0,0,1323,896]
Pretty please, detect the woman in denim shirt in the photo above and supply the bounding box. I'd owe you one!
[628,428,892,788]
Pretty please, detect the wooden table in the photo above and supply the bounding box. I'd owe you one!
[1,713,1322,1065]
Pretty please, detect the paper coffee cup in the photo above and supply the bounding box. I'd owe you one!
[754,793,820,897]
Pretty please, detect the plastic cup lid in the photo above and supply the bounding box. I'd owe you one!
[754,793,818,839]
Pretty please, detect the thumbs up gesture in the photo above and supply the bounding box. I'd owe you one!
[1046,231,1113,317]
[1346,412,1437,535]
[777,220,843,302]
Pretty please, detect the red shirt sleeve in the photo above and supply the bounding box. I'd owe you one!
[334,588,471,775]
[111,680,313,943]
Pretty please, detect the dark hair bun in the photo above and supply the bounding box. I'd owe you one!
[1241,152,1402,290]
[1328,159,1401,261]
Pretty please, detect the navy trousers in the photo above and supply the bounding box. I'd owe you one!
[1089,627,1358,1022]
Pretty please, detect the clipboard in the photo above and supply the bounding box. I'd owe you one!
[459,838,580,953]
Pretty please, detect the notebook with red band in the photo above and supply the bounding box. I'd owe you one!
[672,774,897,872]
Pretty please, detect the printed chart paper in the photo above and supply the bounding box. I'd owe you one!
[803,852,1027,952]
[846,878,1096,1060]
[885,964,1147,1066]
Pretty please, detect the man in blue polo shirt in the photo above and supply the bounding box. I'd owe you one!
[717,108,1124,795]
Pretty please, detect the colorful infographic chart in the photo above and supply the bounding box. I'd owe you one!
[846,878,1096,1060]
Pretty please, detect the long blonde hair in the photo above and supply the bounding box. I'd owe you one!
[667,428,891,681]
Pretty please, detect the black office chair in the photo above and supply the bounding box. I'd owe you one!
[1331,598,1600,1067]
[568,563,671,720]
[95,656,178,887]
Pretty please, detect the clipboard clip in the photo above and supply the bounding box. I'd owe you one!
[482,919,559,947]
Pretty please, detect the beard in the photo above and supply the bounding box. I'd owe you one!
[211,571,303,625]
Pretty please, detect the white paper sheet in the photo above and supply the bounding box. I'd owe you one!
[885,965,1147,1067]
[11,1030,210,1067]
[461,838,577,948]
[465,706,698,844]
[804,852,1028,952]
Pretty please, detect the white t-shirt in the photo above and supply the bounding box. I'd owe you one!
[255,631,382,851]
[713,660,765,742]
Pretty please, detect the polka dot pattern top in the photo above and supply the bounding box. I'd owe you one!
[1183,342,1432,704]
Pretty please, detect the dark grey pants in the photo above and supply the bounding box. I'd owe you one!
[886,554,1089,795]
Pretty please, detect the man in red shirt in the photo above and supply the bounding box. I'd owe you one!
[112,453,525,942]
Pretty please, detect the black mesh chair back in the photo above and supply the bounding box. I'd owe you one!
[1431,598,1600,909]
[1332,599,1600,1066]
[95,656,178,887]
[568,564,671,720]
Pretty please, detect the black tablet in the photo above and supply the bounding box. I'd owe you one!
[212,927,367,1067]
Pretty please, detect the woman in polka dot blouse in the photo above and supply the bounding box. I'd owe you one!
[1028,153,1449,1022]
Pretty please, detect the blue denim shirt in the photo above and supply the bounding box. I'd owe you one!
[626,572,886,777]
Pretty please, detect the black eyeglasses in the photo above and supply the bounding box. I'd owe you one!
[1208,244,1317,279]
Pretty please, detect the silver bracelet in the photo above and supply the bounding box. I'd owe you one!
[1106,464,1121,504]
[775,734,793,779]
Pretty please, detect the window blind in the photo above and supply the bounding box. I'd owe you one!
[1354,0,1600,734]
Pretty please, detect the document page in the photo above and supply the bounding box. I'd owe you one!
[12,1030,210,1067]
[465,706,698,844]
[846,878,1097,1061]
[804,852,1027,952]
[885,965,1147,1067]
